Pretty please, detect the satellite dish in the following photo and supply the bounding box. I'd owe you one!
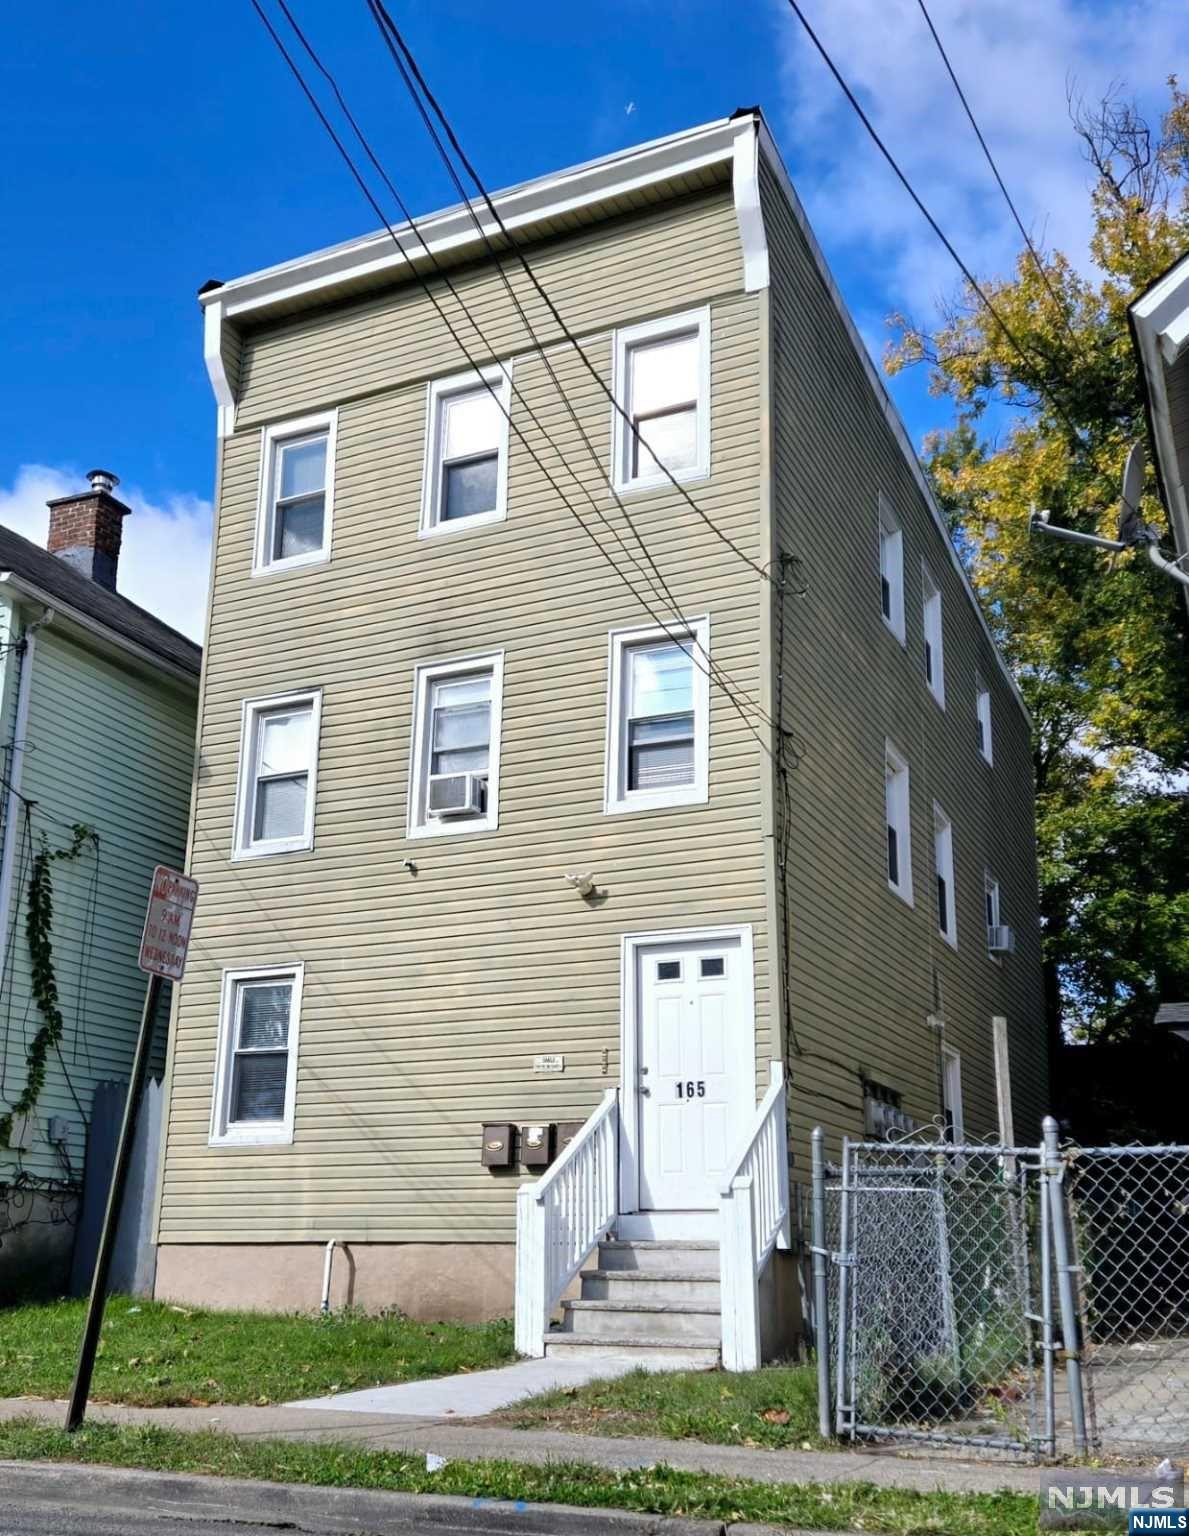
[1117,440,1149,544]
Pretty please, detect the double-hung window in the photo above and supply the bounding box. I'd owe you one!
[942,1045,964,1143]
[408,652,504,836]
[884,743,913,903]
[210,964,302,1146]
[421,368,511,534]
[612,308,710,492]
[922,565,945,706]
[934,804,957,946]
[976,676,993,764]
[878,495,905,642]
[606,619,710,813]
[233,691,321,859]
[256,412,337,573]
[985,872,1002,949]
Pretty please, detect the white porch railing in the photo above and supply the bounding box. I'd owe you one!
[719,1062,791,1371]
[514,1088,619,1357]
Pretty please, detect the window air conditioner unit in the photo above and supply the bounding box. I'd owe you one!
[427,772,485,818]
[987,924,1016,955]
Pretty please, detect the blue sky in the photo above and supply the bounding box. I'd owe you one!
[2,0,1185,637]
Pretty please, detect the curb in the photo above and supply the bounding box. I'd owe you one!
[0,1459,753,1536]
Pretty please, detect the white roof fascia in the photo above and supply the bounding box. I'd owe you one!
[1131,256,1189,614]
[0,572,199,689]
[202,116,741,323]
[752,120,1030,721]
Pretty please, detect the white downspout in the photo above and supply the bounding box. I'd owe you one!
[320,1238,338,1314]
[0,610,52,973]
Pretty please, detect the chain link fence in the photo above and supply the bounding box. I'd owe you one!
[809,1123,1189,1462]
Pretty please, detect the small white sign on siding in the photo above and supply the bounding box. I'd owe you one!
[533,1054,565,1074]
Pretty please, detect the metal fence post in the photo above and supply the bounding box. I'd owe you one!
[810,1127,831,1439]
[1043,1116,1088,1455]
[833,1136,853,1438]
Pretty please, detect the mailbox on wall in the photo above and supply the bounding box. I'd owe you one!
[481,1123,515,1168]
[520,1123,553,1168]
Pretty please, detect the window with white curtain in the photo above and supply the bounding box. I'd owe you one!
[606,618,710,813]
[884,742,913,904]
[923,564,945,706]
[255,412,337,573]
[934,803,957,946]
[612,309,710,491]
[233,691,321,859]
[408,652,504,836]
[878,494,905,642]
[421,367,511,534]
[210,964,302,1146]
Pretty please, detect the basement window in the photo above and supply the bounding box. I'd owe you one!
[256,412,337,574]
[612,308,710,492]
[421,367,511,536]
[210,964,303,1146]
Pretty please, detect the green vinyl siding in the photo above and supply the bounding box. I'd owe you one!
[0,618,195,1183]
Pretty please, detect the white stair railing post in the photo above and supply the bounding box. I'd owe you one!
[514,1183,547,1357]
[721,1175,760,1370]
[719,1063,789,1372]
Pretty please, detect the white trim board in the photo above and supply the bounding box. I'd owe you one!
[1131,253,1189,614]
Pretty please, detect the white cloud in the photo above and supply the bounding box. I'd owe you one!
[773,0,1189,328]
[0,465,211,643]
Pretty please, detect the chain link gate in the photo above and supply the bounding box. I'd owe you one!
[810,1122,1189,1461]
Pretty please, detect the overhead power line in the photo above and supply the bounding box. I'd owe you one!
[365,0,772,587]
[913,0,1078,346]
[250,0,781,760]
[781,0,1084,438]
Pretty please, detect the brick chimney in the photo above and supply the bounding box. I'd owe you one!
[46,470,130,591]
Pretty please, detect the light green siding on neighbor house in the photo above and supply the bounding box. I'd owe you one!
[0,608,196,1188]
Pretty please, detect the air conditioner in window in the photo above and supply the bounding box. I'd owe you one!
[987,924,1016,955]
[427,772,486,818]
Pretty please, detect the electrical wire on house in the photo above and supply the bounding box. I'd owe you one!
[780,0,1086,438]
[270,0,777,751]
[251,0,781,766]
[364,0,772,587]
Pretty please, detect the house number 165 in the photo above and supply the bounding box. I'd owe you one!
[675,1080,706,1099]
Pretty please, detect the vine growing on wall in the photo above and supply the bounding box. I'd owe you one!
[0,820,98,1149]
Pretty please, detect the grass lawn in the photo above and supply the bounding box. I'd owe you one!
[0,1418,1064,1536]
[0,1295,514,1407]
[496,1362,824,1449]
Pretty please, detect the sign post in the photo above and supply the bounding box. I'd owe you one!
[65,865,197,1432]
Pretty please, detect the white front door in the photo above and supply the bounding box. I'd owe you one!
[634,934,750,1214]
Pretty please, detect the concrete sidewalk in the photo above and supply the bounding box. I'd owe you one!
[0,1397,1039,1495]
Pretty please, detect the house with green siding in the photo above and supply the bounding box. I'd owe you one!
[0,472,200,1297]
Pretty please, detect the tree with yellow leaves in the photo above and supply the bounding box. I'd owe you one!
[887,81,1189,1062]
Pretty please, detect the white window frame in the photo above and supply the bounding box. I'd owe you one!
[933,803,957,948]
[209,962,303,1147]
[231,689,323,861]
[605,617,711,815]
[419,365,512,538]
[884,740,913,905]
[985,871,1002,957]
[611,307,711,494]
[942,1044,964,1143]
[254,410,338,575]
[976,675,994,764]
[407,650,505,839]
[878,494,905,644]
[922,563,945,707]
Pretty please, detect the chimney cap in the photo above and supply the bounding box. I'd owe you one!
[86,469,120,495]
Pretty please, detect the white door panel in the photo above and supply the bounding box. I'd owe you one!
[637,937,748,1211]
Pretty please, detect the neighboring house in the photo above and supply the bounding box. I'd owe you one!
[154,110,1045,1365]
[0,473,200,1297]
[1156,1001,1189,1045]
[1129,250,1189,611]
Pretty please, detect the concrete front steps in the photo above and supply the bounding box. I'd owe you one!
[542,1238,721,1368]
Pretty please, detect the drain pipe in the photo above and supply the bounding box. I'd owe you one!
[321,1239,339,1314]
